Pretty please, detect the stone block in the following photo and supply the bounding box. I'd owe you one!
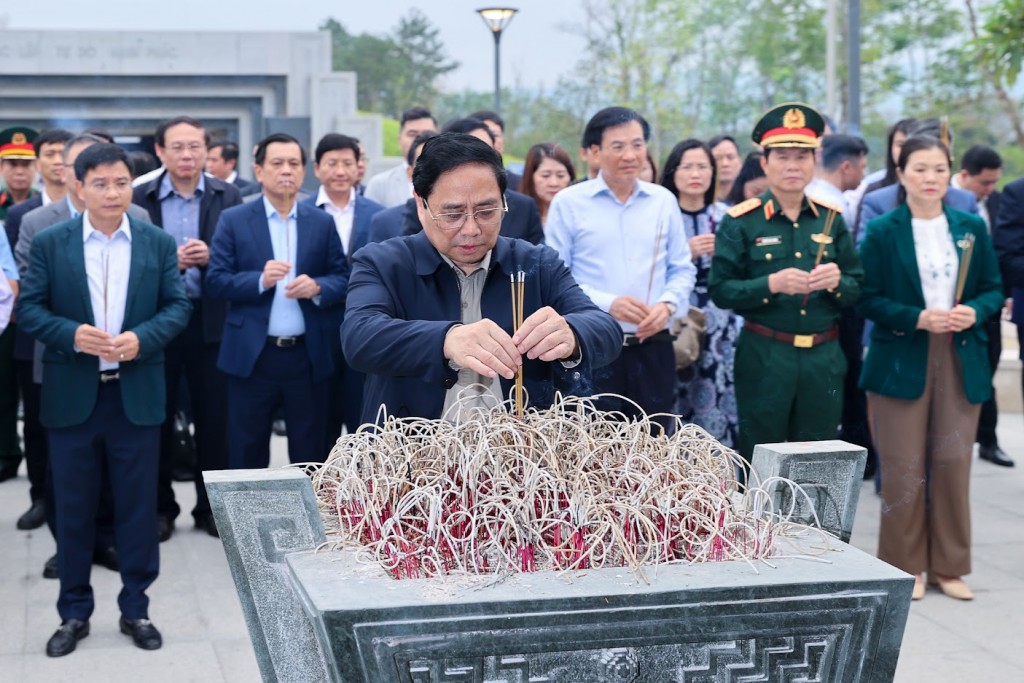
[751,440,868,543]
[205,468,330,683]
[287,543,912,682]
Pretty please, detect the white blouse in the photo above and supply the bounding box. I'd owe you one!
[911,214,957,310]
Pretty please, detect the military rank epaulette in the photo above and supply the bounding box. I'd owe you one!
[727,197,762,218]
[808,196,843,216]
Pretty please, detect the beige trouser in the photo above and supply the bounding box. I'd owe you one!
[869,333,978,578]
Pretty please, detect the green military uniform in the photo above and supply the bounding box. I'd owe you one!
[707,103,864,464]
[0,126,37,480]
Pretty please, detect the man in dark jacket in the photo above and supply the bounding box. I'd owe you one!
[132,116,242,539]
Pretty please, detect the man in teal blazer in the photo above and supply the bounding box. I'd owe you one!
[17,143,191,657]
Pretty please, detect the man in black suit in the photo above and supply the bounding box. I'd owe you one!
[954,145,1012,467]
[995,175,1024,448]
[133,117,243,539]
[468,110,522,192]
[206,140,259,195]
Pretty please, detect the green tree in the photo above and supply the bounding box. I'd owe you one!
[965,0,1024,145]
[320,12,458,119]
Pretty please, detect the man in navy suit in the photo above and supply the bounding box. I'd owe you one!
[301,133,384,440]
[368,131,438,244]
[206,140,259,196]
[343,133,621,424]
[17,143,191,656]
[207,133,350,468]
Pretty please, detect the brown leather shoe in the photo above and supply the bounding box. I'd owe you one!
[933,575,974,600]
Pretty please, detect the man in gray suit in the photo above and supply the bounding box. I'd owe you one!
[15,133,151,579]
[364,107,437,208]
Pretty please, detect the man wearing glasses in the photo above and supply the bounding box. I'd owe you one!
[545,107,696,434]
[342,133,621,424]
[133,116,242,541]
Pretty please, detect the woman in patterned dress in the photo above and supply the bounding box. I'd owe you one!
[660,139,739,447]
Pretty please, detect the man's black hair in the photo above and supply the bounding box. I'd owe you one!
[154,116,211,148]
[581,107,650,149]
[62,134,107,163]
[960,145,1002,175]
[468,110,505,131]
[73,142,133,181]
[34,129,74,155]
[314,133,360,165]
[254,133,307,166]
[412,133,507,200]
[406,130,440,167]
[400,106,437,128]
[441,118,495,144]
[820,134,869,172]
[708,134,738,152]
[209,140,241,164]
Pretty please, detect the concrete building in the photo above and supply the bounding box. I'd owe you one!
[0,29,382,183]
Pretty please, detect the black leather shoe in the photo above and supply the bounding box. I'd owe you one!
[119,617,162,650]
[157,516,175,543]
[979,444,1015,467]
[194,514,219,538]
[43,554,59,579]
[17,500,46,530]
[92,545,119,572]
[0,462,18,482]
[45,619,89,657]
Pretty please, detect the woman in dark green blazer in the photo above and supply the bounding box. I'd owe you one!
[857,136,1003,602]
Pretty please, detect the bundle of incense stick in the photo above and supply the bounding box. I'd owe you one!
[802,208,838,306]
[510,271,525,417]
[954,233,976,304]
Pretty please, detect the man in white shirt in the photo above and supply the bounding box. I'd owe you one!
[364,107,437,208]
[806,134,869,216]
[302,133,384,442]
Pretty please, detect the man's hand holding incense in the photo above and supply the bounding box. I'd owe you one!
[635,302,673,341]
[808,262,841,292]
[513,306,578,361]
[444,320,521,380]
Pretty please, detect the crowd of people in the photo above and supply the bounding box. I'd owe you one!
[0,98,1020,656]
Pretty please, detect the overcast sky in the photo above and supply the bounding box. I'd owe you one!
[3,1,585,93]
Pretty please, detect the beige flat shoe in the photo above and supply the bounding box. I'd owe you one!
[933,576,974,601]
[912,574,925,600]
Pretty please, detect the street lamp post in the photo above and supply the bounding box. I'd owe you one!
[476,7,518,113]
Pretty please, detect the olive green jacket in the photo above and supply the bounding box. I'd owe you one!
[709,191,862,334]
[856,204,1003,403]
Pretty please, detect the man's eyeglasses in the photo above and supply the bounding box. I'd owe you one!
[166,143,205,154]
[423,196,508,231]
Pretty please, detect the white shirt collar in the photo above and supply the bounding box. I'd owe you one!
[82,210,132,242]
[315,185,356,213]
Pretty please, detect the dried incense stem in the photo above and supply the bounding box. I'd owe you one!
[645,218,665,305]
[802,208,838,306]
[510,272,526,417]
[954,233,975,304]
[304,393,835,582]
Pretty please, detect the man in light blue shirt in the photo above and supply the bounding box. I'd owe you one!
[546,107,695,432]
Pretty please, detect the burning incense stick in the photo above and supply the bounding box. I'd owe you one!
[510,271,526,417]
[954,234,976,304]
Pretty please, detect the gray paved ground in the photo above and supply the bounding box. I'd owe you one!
[1,357,1022,681]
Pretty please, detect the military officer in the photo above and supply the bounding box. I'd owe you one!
[708,103,863,468]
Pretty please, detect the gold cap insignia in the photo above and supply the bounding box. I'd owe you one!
[11,133,26,145]
[783,109,806,129]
